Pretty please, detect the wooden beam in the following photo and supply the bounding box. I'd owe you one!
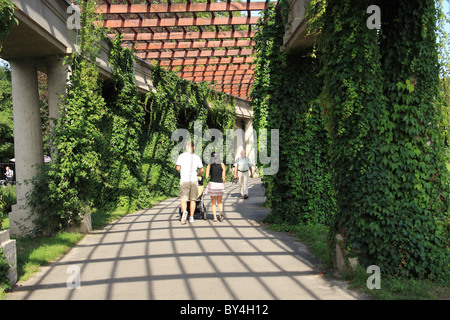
[98,1,273,14]
[214,83,252,88]
[157,56,255,66]
[173,64,254,73]
[184,75,253,83]
[102,16,259,29]
[178,69,254,78]
[127,39,255,51]
[136,48,253,59]
[110,30,256,41]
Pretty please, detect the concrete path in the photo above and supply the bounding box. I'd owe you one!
[6,178,365,300]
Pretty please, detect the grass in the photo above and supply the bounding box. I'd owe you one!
[265,219,450,300]
[0,194,169,299]
[91,195,168,230]
[15,232,84,282]
[348,268,450,300]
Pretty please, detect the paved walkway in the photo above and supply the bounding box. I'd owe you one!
[6,178,365,300]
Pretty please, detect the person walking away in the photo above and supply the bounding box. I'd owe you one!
[205,152,226,222]
[233,149,253,199]
[5,166,13,186]
[176,141,204,225]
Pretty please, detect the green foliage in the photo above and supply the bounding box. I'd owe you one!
[0,0,17,45]
[251,2,336,226]
[376,0,449,279]
[0,185,15,218]
[27,0,108,234]
[0,192,9,293]
[0,0,15,163]
[0,247,9,294]
[26,0,236,235]
[99,34,145,209]
[318,0,388,270]
[255,0,449,280]
[143,64,236,197]
[0,0,16,293]
[0,194,4,231]
[0,65,13,162]
[317,0,449,279]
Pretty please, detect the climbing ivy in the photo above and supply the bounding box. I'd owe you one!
[252,2,336,226]
[377,0,449,279]
[318,0,449,279]
[27,0,108,234]
[0,0,15,293]
[254,0,449,280]
[27,0,236,234]
[99,34,145,209]
[0,247,9,294]
[0,0,17,49]
[317,0,391,273]
[142,64,236,197]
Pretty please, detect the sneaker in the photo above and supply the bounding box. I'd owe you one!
[181,211,188,225]
[189,217,195,223]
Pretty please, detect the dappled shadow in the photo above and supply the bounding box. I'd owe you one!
[6,179,364,300]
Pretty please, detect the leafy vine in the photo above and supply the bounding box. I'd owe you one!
[254,0,449,280]
[0,0,16,292]
[252,2,336,226]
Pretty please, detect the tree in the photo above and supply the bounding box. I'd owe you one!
[0,64,13,162]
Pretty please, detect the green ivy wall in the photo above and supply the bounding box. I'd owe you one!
[252,0,449,280]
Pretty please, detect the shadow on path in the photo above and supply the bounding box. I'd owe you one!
[6,178,366,300]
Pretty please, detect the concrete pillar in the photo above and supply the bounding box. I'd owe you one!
[47,56,67,126]
[244,119,257,163]
[46,55,68,157]
[244,118,256,169]
[9,58,44,237]
[234,118,245,162]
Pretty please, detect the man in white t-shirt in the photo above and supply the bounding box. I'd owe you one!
[233,149,253,199]
[176,141,204,224]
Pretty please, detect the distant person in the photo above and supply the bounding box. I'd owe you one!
[205,152,226,222]
[5,166,13,186]
[233,150,253,199]
[176,141,204,225]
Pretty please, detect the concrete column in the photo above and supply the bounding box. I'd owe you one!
[234,118,245,162]
[47,56,67,125]
[9,58,44,237]
[244,118,257,175]
[46,55,68,157]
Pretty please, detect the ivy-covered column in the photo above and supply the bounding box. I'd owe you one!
[252,3,335,225]
[378,0,449,279]
[320,0,449,279]
[318,0,388,269]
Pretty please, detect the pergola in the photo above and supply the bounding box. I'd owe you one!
[97,0,275,100]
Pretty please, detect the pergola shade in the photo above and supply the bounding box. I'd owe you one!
[97,0,275,100]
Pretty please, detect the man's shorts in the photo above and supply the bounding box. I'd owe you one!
[180,181,198,201]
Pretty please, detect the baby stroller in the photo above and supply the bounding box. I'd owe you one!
[179,176,207,220]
